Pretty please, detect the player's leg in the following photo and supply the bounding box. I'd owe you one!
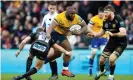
[94,52,109,80]
[26,53,34,72]
[48,48,58,80]
[60,39,75,77]
[95,39,114,80]
[89,48,98,75]
[89,38,99,75]
[25,53,34,80]
[100,38,108,76]
[12,58,44,80]
[107,43,127,80]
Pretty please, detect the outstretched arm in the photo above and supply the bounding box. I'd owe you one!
[94,29,105,37]
[107,27,126,37]
[52,44,71,56]
[46,20,58,39]
[15,36,31,57]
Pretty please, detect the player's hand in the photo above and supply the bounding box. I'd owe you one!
[65,51,71,57]
[106,31,113,36]
[46,33,51,39]
[15,50,21,57]
[87,32,95,38]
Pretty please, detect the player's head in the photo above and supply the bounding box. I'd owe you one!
[48,2,57,14]
[98,7,104,19]
[66,6,76,21]
[104,5,115,20]
[36,28,44,33]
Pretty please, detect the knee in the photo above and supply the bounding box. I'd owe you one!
[56,53,62,58]
[109,57,115,66]
[99,56,106,65]
[29,53,34,59]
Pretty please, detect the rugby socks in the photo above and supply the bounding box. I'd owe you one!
[49,60,58,75]
[100,64,105,72]
[19,67,37,79]
[44,57,50,64]
[89,58,94,68]
[26,57,33,72]
[63,62,69,70]
[110,64,116,75]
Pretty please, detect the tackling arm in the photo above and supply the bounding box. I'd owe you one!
[46,20,58,39]
[109,27,127,37]
[15,36,31,57]
[52,44,71,56]
[95,29,105,37]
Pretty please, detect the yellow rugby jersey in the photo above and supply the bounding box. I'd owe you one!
[89,15,107,38]
[54,11,83,35]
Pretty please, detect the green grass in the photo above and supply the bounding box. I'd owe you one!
[1,74,133,80]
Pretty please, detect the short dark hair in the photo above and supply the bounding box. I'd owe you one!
[98,7,104,12]
[36,28,44,32]
[48,1,57,6]
[104,5,115,12]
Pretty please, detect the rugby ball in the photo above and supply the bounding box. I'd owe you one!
[69,25,81,32]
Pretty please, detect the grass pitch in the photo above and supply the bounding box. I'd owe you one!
[1,74,133,80]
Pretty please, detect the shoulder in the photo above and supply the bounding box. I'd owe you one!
[115,15,123,21]
[43,13,49,20]
[75,14,83,22]
[54,11,65,23]
[90,15,98,22]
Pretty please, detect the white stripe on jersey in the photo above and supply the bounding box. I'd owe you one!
[41,12,58,31]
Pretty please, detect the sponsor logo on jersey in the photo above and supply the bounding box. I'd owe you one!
[33,43,46,52]
[113,24,116,28]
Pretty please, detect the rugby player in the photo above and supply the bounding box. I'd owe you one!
[88,5,127,80]
[88,7,108,75]
[46,6,91,77]
[41,2,58,80]
[25,2,58,80]
[12,28,71,80]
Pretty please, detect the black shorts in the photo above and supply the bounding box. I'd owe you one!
[30,41,49,60]
[102,38,127,58]
[51,30,67,44]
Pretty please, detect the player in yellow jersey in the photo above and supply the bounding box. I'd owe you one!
[46,6,90,77]
[88,7,108,75]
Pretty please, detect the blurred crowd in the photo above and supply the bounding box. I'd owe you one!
[1,1,133,49]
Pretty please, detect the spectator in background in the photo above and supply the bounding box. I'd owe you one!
[128,24,133,44]
[30,3,40,21]
[78,0,91,23]
[1,30,12,49]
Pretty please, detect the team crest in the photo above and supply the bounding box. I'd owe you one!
[113,24,116,28]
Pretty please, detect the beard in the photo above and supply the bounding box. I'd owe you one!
[105,14,112,20]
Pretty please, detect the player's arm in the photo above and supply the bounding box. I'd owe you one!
[94,29,105,37]
[52,44,71,56]
[78,17,94,34]
[80,20,93,34]
[107,16,126,37]
[15,36,31,57]
[46,19,58,39]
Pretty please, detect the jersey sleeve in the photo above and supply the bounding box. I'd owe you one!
[50,38,56,46]
[29,33,36,41]
[77,15,84,24]
[117,15,125,28]
[54,14,61,25]
[89,16,96,25]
